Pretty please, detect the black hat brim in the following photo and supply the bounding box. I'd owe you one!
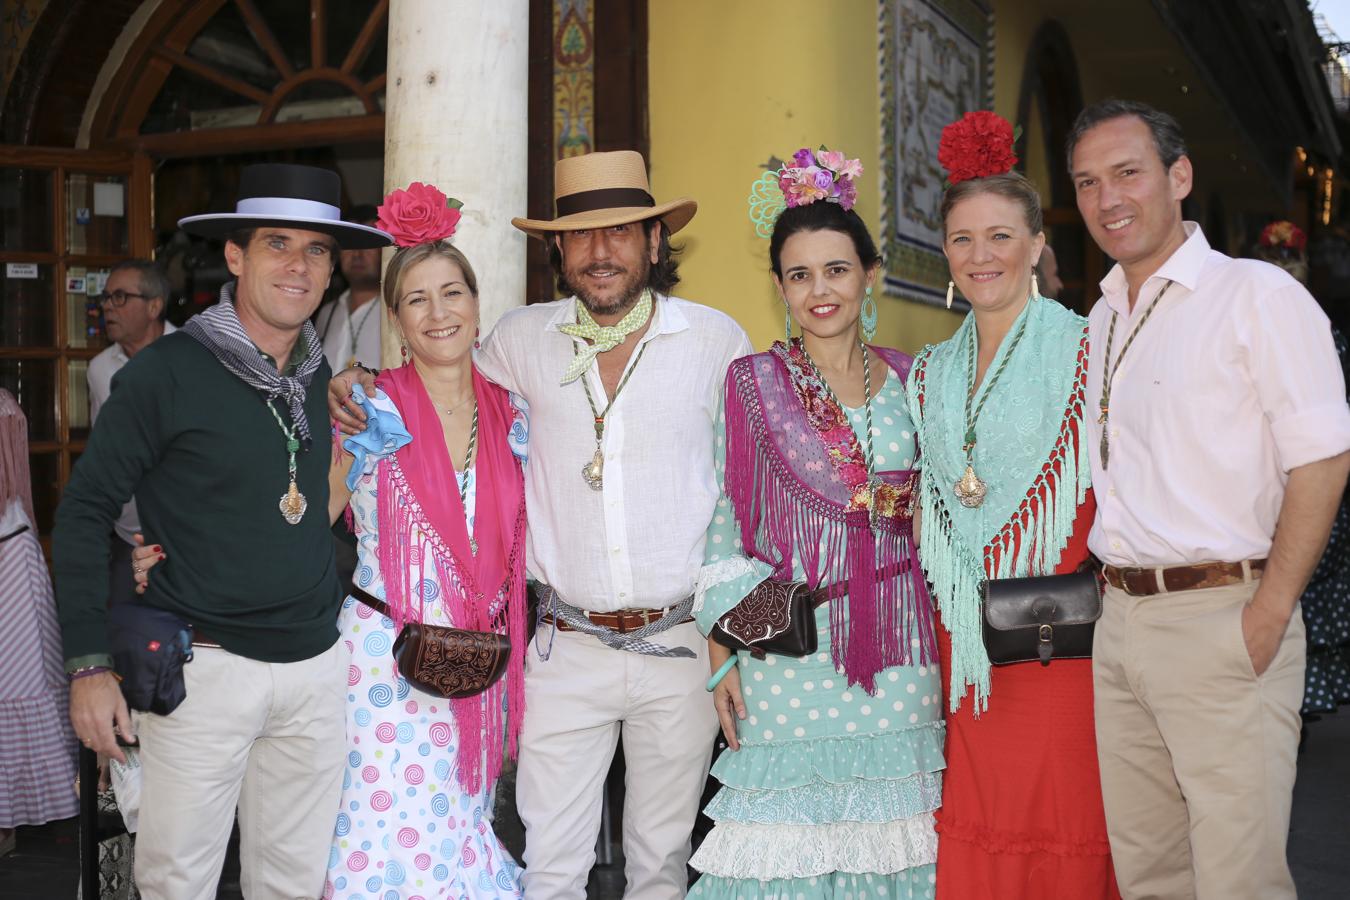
[178,213,392,250]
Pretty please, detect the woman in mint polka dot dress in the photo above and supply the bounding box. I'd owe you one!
[689,152,943,899]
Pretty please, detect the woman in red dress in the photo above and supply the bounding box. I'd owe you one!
[906,112,1121,899]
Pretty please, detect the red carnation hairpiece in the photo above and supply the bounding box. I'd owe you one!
[938,111,1019,185]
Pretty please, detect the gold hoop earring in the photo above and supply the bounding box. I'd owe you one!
[946,281,955,310]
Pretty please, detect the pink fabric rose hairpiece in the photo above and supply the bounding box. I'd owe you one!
[777,146,863,211]
[376,182,464,248]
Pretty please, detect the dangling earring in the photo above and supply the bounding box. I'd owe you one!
[860,285,878,341]
[1031,273,1040,300]
[946,281,955,310]
[474,324,481,350]
[400,342,410,362]
[784,304,793,343]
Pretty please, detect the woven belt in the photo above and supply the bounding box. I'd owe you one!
[1102,558,1266,597]
[541,606,692,634]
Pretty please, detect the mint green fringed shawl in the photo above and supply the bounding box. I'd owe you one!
[906,296,1090,714]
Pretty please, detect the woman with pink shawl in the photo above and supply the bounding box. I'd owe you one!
[138,185,529,899]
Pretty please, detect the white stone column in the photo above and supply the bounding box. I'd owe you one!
[381,0,529,366]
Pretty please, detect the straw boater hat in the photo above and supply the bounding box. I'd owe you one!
[179,163,392,249]
[512,150,697,240]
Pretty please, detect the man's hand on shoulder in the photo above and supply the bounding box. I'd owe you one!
[328,367,377,435]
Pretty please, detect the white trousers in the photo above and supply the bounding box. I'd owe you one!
[516,622,718,899]
[134,640,348,900]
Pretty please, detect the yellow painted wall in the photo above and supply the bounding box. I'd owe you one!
[648,0,1051,355]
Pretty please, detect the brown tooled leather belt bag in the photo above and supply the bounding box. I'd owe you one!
[353,587,509,699]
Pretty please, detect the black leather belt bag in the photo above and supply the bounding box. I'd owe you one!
[981,570,1102,666]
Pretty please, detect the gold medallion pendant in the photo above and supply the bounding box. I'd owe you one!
[279,481,308,524]
[953,464,987,509]
[581,448,604,491]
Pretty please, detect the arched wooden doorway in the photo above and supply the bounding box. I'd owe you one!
[1015,21,1102,314]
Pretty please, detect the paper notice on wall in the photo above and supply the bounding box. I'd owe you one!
[94,181,125,217]
[5,263,38,279]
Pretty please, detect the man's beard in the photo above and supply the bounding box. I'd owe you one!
[565,259,650,317]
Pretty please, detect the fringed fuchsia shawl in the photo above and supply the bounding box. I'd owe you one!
[373,363,528,794]
[723,344,936,691]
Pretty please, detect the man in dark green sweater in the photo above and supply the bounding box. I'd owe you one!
[53,164,391,899]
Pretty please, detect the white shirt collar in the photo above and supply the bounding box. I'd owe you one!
[1100,221,1209,315]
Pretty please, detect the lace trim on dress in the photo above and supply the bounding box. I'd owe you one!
[689,815,939,880]
[689,866,937,900]
[705,770,943,826]
[693,557,768,613]
[711,721,946,791]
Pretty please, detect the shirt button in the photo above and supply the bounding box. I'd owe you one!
[619,592,627,599]
[1112,540,1122,550]
[612,547,621,555]
[1111,429,1119,438]
[1108,487,1116,497]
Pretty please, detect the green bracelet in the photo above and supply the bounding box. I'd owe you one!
[705,655,738,692]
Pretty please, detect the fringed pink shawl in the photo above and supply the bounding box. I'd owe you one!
[723,345,936,692]
[374,363,528,794]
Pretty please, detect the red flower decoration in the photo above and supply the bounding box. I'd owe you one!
[376,182,462,248]
[1259,220,1306,252]
[938,111,1018,185]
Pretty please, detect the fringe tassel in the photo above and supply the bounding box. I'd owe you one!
[915,334,1092,715]
[724,362,935,694]
[372,460,528,795]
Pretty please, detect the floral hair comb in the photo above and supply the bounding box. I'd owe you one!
[376,182,464,248]
[938,111,1019,185]
[747,146,864,239]
[1259,220,1306,254]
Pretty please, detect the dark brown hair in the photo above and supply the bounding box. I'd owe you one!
[939,171,1044,236]
[768,201,881,278]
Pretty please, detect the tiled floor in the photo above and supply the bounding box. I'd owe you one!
[3,717,1347,898]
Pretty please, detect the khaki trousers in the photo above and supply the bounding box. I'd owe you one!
[516,622,718,899]
[1093,580,1304,900]
[134,641,348,900]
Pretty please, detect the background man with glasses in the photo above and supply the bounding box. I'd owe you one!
[87,260,175,606]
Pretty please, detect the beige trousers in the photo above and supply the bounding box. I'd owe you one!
[134,641,348,900]
[515,622,718,899]
[1093,580,1305,900]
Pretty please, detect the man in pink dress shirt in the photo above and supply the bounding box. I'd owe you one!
[1069,99,1350,900]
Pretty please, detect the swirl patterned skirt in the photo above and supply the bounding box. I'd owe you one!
[323,596,521,900]
[323,461,521,900]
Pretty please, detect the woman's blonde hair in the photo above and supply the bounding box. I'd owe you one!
[382,240,479,312]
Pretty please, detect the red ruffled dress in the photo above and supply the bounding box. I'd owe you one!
[934,489,1120,900]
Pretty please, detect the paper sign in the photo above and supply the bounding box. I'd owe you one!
[94,182,124,217]
[5,263,38,279]
[87,271,107,296]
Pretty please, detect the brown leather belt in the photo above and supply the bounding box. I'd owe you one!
[541,606,693,634]
[1102,558,1266,597]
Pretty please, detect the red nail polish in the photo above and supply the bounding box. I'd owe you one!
[152,545,162,552]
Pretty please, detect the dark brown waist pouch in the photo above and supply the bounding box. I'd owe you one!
[354,587,508,699]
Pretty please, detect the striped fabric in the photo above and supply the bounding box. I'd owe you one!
[0,500,78,827]
[180,282,325,445]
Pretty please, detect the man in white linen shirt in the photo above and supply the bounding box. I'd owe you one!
[1069,99,1350,900]
[331,150,752,899]
[87,259,175,605]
